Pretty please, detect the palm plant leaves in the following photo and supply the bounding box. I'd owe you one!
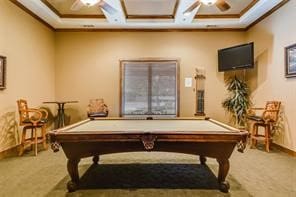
[222,76,251,126]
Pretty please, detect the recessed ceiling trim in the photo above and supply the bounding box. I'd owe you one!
[120,0,128,18]
[9,0,54,30]
[125,15,176,20]
[196,14,240,19]
[172,0,180,19]
[239,0,282,27]
[41,0,60,17]
[240,0,260,16]
[59,14,106,19]
[246,0,289,30]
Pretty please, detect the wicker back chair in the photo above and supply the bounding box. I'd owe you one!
[17,99,48,156]
[87,98,109,118]
[247,101,281,152]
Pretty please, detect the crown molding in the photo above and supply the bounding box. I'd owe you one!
[10,0,54,31]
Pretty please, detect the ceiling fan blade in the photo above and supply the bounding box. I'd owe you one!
[183,0,201,16]
[216,0,231,12]
[98,0,117,15]
[70,0,84,11]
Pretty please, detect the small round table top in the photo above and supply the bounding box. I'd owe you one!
[43,101,78,104]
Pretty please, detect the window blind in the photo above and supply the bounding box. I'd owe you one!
[121,61,178,117]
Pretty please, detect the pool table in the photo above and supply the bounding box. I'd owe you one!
[49,117,248,193]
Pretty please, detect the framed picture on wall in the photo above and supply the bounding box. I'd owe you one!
[285,44,296,78]
[0,56,6,90]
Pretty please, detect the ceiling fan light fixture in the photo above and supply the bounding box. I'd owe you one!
[81,0,99,7]
[200,0,217,6]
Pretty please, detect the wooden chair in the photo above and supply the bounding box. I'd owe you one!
[17,99,48,156]
[87,98,109,118]
[247,101,281,152]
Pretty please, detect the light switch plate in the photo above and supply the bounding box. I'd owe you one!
[185,77,192,87]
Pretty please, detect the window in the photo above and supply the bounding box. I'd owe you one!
[120,60,179,117]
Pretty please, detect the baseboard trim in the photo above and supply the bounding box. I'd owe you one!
[0,145,20,159]
[272,143,296,157]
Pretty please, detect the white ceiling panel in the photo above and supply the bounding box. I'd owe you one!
[123,0,177,15]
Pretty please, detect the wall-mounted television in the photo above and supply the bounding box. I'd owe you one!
[218,42,254,72]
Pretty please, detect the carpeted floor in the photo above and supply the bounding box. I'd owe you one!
[0,146,295,197]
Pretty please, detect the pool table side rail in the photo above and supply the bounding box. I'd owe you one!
[208,119,242,132]
[50,117,243,134]
[48,117,248,153]
[48,117,248,143]
[50,132,246,142]
[50,118,91,133]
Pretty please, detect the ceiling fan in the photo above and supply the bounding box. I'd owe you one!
[71,0,117,14]
[183,0,231,16]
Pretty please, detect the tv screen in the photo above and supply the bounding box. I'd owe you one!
[218,43,254,72]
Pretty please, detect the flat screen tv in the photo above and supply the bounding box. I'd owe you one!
[218,42,254,72]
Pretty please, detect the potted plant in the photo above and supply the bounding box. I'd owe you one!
[222,76,251,128]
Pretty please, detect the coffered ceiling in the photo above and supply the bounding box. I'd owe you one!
[11,0,289,31]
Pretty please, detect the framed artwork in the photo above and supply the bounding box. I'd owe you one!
[285,44,296,78]
[0,56,6,89]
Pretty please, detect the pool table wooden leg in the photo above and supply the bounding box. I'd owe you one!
[199,155,207,165]
[67,158,80,192]
[92,155,99,164]
[216,158,230,193]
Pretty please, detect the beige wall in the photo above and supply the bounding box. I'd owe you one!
[0,0,55,152]
[1,0,295,153]
[55,32,245,123]
[246,0,296,151]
